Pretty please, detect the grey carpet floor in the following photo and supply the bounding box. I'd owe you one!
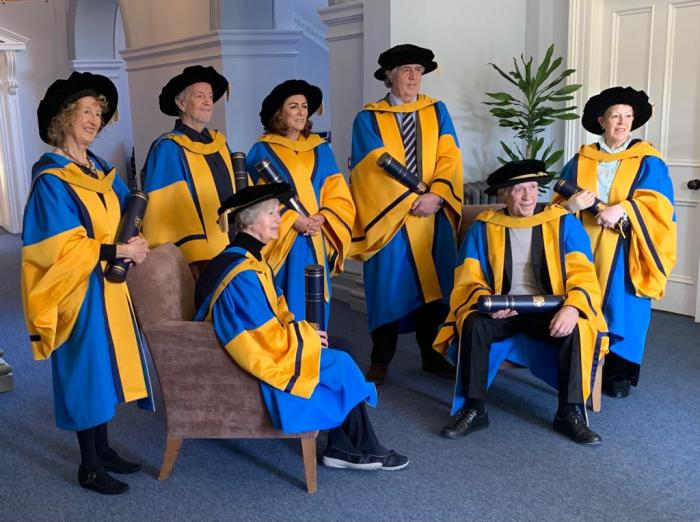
[1,229,699,521]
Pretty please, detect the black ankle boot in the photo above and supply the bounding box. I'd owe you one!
[100,448,141,474]
[78,466,129,495]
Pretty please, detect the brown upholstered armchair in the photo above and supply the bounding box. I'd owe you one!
[459,204,603,412]
[127,243,318,492]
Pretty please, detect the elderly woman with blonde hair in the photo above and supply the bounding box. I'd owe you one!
[22,71,153,495]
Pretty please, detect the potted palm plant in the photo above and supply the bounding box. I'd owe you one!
[484,44,581,171]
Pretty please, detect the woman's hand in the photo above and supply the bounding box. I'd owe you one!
[307,214,326,235]
[316,329,329,348]
[116,236,149,265]
[597,204,626,229]
[565,190,597,212]
[293,215,322,236]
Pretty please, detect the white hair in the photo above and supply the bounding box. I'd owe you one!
[174,85,191,117]
[233,198,278,232]
[383,67,399,88]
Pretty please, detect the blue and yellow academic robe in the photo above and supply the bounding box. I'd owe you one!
[349,95,463,332]
[555,142,676,364]
[142,126,236,264]
[21,153,153,431]
[194,246,376,434]
[247,134,355,328]
[434,205,608,415]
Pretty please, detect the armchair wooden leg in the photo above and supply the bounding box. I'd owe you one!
[592,358,604,413]
[300,436,317,493]
[158,437,183,481]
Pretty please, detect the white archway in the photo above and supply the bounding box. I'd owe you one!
[67,0,135,187]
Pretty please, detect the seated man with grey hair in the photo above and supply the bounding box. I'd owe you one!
[194,183,409,471]
[142,65,240,278]
[433,160,608,444]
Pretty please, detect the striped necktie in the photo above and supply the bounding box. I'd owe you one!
[401,112,417,175]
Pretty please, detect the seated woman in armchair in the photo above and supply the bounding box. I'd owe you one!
[194,183,408,470]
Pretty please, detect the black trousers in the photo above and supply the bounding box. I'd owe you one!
[370,301,446,367]
[76,422,112,471]
[326,403,386,456]
[457,312,584,405]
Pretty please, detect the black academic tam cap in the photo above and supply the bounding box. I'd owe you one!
[581,86,652,135]
[259,79,323,128]
[218,183,293,222]
[159,65,228,116]
[485,159,552,195]
[37,71,118,144]
[373,43,438,81]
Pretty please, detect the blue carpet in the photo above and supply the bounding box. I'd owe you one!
[1,229,699,521]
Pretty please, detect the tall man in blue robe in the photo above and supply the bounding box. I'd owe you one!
[350,44,464,384]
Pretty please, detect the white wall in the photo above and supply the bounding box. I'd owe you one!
[295,35,332,135]
[118,0,211,49]
[0,0,71,179]
[72,2,136,186]
[389,0,529,181]
[321,0,570,182]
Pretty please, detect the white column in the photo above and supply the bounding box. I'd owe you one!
[319,2,367,310]
[0,28,30,234]
[319,1,364,177]
[217,29,302,152]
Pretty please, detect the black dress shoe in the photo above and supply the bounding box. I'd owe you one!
[78,466,129,495]
[440,408,489,439]
[604,377,631,398]
[553,411,602,445]
[365,363,388,385]
[100,449,141,474]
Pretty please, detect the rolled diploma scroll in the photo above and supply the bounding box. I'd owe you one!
[231,152,250,192]
[477,294,565,314]
[376,152,428,194]
[104,191,149,283]
[305,264,325,330]
[255,159,308,217]
[553,177,629,235]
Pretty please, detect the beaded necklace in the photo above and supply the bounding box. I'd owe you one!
[58,147,99,179]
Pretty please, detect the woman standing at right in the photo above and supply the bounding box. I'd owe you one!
[554,86,676,399]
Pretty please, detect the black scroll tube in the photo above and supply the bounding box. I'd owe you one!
[305,264,325,330]
[254,159,308,217]
[553,178,629,236]
[230,152,250,192]
[477,295,565,314]
[376,152,428,194]
[104,191,149,283]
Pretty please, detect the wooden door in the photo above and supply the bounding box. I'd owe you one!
[569,0,700,320]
